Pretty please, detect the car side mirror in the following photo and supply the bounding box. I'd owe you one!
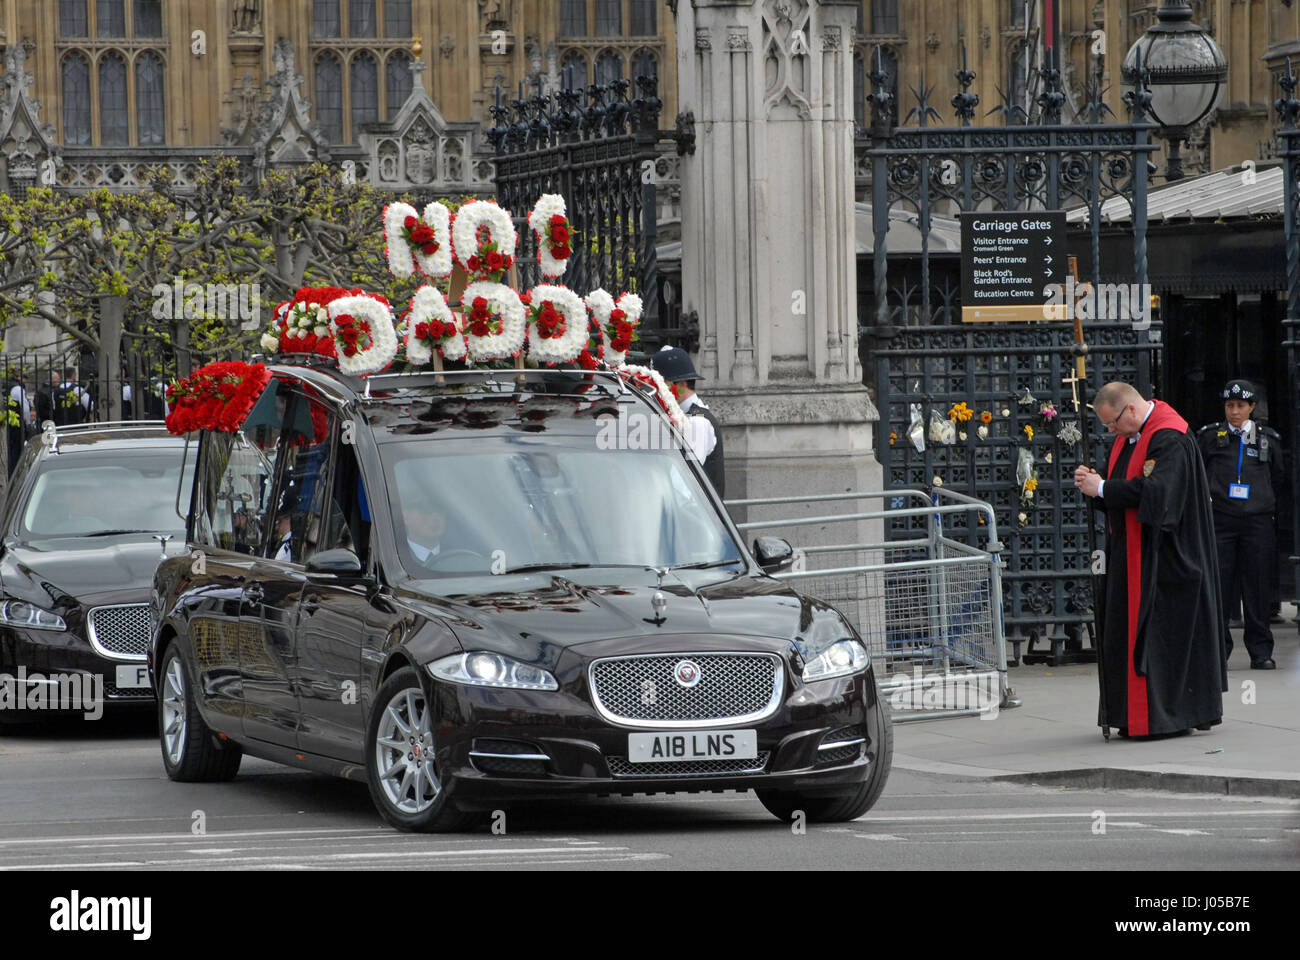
[306,548,363,576]
[753,537,794,573]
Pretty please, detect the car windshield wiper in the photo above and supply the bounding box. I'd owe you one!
[82,529,162,537]
[501,562,595,575]
[670,558,744,571]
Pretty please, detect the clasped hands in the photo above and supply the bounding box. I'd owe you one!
[1074,465,1102,497]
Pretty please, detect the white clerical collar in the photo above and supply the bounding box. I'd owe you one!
[1128,401,1155,444]
[409,541,440,563]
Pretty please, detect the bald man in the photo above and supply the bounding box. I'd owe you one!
[1073,382,1226,738]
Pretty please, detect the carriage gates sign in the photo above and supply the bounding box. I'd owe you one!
[960,211,1067,322]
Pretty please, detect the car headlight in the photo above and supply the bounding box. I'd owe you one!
[801,639,868,682]
[0,599,67,631]
[428,652,559,691]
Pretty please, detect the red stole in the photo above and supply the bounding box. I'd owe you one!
[1105,400,1187,735]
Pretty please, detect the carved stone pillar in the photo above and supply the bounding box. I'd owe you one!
[674,0,880,527]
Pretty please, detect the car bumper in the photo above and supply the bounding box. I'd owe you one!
[0,625,155,716]
[427,668,883,810]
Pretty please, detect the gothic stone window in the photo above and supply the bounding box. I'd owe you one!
[311,0,418,143]
[559,1,666,90]
[57,0,168,146]
[871,0,899,36]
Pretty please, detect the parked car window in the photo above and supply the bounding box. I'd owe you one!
[20,450,189,538]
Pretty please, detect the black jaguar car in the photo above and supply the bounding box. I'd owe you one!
[150,364,891,830]
[0,423,190,723]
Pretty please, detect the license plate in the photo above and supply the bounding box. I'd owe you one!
[115,664,151,689]
[627,730,757,763]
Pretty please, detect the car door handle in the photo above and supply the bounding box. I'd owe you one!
[301,594,320,614]
[244,583,265,604]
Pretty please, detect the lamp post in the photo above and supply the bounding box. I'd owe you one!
[1121,0,1228,181]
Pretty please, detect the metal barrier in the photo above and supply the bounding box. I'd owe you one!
[726,489,1015,721]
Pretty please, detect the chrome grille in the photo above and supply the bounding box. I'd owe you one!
[606,753,770,778]
[589,653,782,727]
[86,604,152,661]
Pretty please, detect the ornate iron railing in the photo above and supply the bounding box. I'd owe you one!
[860,49,1162,663]
[1275,62,1300,624]
[489,76,693,356]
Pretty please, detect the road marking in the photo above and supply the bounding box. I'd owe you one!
[1,846,661,870]
[1154,828,1210,836]
[858,809,1297,823]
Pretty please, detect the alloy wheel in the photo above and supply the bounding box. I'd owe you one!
[161,655,188,766]
[374,687,440,814]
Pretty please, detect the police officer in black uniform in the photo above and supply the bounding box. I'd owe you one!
[1197,379,1286,669]
[650,346,725,498]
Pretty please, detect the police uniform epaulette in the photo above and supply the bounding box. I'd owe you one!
[1261,426,1280,439]
[1197,422,1222,434]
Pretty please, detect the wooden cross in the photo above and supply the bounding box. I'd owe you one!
[1062,366,1084,412]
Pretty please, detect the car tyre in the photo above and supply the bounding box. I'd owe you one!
[365,667,477,832]
[757,681,893,823]
[158,642,242,782]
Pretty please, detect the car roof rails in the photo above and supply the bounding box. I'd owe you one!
[39,420,171,455]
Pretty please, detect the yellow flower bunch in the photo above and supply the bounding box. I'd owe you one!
[1024,476,1039,493]
[948,401,974,423]
[1023,424,1035,441]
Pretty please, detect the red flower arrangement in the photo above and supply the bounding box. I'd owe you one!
[402,214,440,257]
[164,361,272,436]
[465,225,514,283]
[466,295,503,338]
[546,214,572,260]
[411,317,458,349]
[605,307,636,354]
[528,299,567,340]
[333,313,374,359]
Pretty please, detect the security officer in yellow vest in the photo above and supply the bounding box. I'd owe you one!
[1196,380,1287,669]
[650,346,725,498]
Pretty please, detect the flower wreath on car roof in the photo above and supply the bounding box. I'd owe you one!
[170,194,683,435]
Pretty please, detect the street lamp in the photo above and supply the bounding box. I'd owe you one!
[1121,0,1228,181]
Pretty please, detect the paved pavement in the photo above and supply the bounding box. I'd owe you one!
[893,611,1300,797]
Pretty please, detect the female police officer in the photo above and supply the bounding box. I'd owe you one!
[1197,380,1286,669]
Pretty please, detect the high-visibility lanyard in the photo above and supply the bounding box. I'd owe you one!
[1236,432,1245,483]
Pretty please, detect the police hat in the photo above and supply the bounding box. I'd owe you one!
[649,346,703,384]
[1222,379,1258,402]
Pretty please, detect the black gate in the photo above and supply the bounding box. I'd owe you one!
[489,77,687,355]
[1275,65,1300,624]
[860,59,1161,663]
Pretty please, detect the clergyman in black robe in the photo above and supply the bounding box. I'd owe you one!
[1074,382,1227,738]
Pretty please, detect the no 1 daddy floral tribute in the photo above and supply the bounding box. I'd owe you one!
[168,193,684,435]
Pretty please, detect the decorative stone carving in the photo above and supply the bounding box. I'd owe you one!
[353,58,493,194]
[980,25,992,48]
[696,30,712,51]
[480,0,510,32]
[0,44,58,189]
[220,72,262,146]
[232,0,262,35]
[821,26,841,52]
[727,31,751,51]
[439,34,456,59]
[761,0,810,118]
[249,38,330,174]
